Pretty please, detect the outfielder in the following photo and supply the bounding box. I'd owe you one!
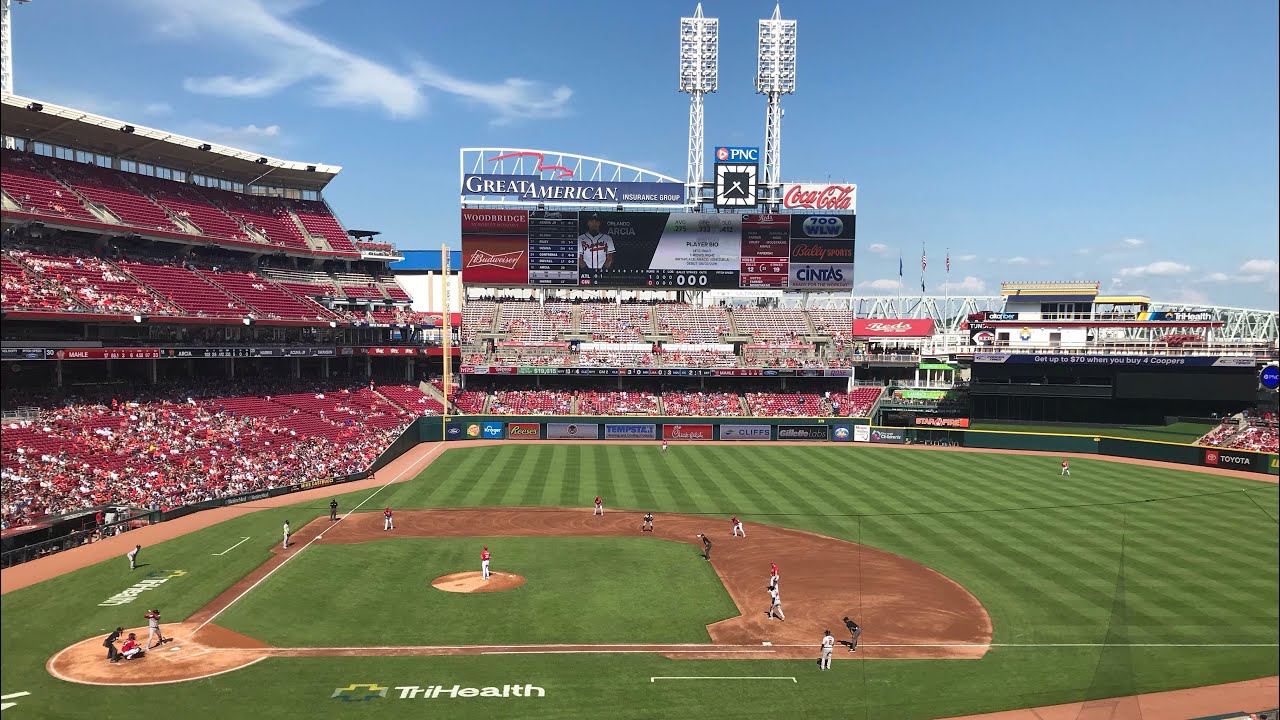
[731,516,746,538]
[481,546,491,580]
[1060,459,1071,476]
[594,496,604,516]
[282,520,291,549]
[641,512,654,532]
[820,630,835,670]
[126,544,141,571]
[577,214,615,271]
[661,439,668,453]
[144,609,169,649]
[844,616,862,652]
[383,507,394,531]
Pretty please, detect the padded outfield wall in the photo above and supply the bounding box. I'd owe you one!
[424,416,1279,476]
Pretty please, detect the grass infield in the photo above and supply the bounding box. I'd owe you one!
[1,444,1276,719]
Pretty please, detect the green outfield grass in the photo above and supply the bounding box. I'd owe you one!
[968,421,1217,443]
[2,443,1276,720]
[218,537,736,646]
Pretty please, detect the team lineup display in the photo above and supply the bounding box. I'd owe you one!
[461,209,855,289]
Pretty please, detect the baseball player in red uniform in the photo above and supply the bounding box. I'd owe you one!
[1061,459,1071,476]
[481,546,491,580]
[383,507,394,531]
[119,633,144,660]
[661,439,668,453]
[594,496,604,516]
[731,516,745,538]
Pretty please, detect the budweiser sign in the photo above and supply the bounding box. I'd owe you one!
[782,184,857,211]
[852,319,936,338]
[467,249,524,270]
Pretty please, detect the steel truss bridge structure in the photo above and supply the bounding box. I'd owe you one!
[774,294,1278,344]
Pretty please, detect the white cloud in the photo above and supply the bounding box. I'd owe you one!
[1007,256,1030,265]
[858,278,903,293]
[1076,248,1092,255]
[183,122,286,153]
[1117,260,1192,278]
[955,254,977,262]
[1200,272,1231,283]
[1239,259,1278,279]
[947,275,986,293]
[129,0,571,122]
[867,243,889,255]
[1121,238,1145,247]
[1170,288,1210,305]
[142,102,174,116]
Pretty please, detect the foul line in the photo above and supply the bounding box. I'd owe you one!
[193,442,445,633]
[212,537,251,556]
[481,649,776,655]
[651,676,797,683]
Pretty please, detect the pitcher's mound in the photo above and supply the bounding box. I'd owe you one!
[431,571,526,593]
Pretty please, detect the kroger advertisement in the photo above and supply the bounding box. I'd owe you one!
[461,209,854,290]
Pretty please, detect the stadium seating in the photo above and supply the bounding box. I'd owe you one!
[746,392,825,417]
[807,309,853,344]
[655,304,729,342]
[828,387,884,417]
[128,175,248,240]
[375,384,445,415]
[576,391,660,415]
[732,308,812,341]
[44,159,182,233]
[120,263,248,317]
[199,187,310,251]
[497,301,573,340]
[1,254,86,312]
[198,270,336,321]
[289,199,358,253]
[578,303,654,340]
[9,251,177,316]
[488,390,573,415]
[1,151,100,221]
[661,391,745,416]
[461,300,497,343]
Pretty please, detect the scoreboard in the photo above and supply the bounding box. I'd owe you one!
[461,209,855,290]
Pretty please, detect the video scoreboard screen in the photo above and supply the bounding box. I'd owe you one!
[461,209,854,290]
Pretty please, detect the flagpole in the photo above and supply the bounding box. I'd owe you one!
[945,248,950,339]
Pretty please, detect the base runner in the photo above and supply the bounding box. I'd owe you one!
[768,585,785,620]
[481,546,491,579]
[820,630,834,670]
[732,516,746,537]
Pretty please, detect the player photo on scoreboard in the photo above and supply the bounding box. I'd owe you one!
[577,212,740,281]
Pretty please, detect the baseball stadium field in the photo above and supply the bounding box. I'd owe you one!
[2,442,1277,719]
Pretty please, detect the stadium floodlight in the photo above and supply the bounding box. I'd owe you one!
[756,3,796,206]
[679,3,718,205]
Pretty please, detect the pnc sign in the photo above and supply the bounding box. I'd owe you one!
[715,146,760,163]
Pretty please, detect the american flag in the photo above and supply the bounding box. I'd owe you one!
[922,250,927,272]
[946,252,950,274]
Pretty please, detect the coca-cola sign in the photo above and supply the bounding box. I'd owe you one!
[662,424,714,441]
[853,319,937,338]
[782,184,857,212]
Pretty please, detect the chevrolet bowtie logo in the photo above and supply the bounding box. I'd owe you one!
[332,683,388,702]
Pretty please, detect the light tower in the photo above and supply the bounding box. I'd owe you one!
[756,3,796,209]
[679,4,717,208]
[1,0,31,95]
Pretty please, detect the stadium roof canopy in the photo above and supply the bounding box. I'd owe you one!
[1,93,341,191]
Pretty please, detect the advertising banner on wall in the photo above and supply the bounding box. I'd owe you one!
[780,184,857,212]
[869,428,905,444]
[853,425,871,443]
[481,422,504,439]
[915,417,971,428]
[506,422,541,440]
[446,421,484,440]
[1202,448,1258,470]
[462,174,685,206]
[719,425,772,441]
[604,424,657,440]
[853,319,937,338]
[663,424,714,441]
[546,423,600,440]
[975,354,1255,367]
[832,425,852,441]
[777,425,829,441]
[461,235,530,285]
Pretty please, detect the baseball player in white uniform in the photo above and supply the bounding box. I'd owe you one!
[383,507,394,531]
[282,520,291,549]
[820,630,835,670]
[578,214,615,271]
[767,585,785,620]
[731,516,746,537]
[481,546,491,580]
[144,609,168,649]
[127,544,141,571]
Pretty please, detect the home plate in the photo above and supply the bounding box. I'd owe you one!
[168,646,183,652]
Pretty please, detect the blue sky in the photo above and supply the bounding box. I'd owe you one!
[11,0,1278,308]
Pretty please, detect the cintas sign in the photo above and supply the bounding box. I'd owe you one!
[853,319,936,338]
[782,184,857,212]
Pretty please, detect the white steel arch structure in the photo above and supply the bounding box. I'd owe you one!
[459,148,690,210]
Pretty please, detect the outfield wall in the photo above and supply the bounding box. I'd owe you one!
[429,415,1279,476]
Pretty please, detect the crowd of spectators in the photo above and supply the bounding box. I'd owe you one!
[1,380,416,528]
[576,391,660,415]
[1196,410,1279,452]
[660,391,745,416]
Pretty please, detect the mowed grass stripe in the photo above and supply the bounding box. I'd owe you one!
[677,445,742,517]
[703,447,788,517]
[655,446,702,512]
[517,445,552,507]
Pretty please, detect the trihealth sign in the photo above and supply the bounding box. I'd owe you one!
[331,682,545,702]
[99,570,187,606]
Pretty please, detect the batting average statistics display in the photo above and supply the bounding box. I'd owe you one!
[461,209,855,289]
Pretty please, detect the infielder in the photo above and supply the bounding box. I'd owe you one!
[282,520,291,549]
[768,585,785,620]
[577,214,615,271]
[1060,459,1071,476]
[698,533,712,561]
[594,496,604,516]
[731,516,746,538]
[844,616,862,652]
[820,630,835,670]
[770,562,780,586]
[383,507,394,531]
[144,608,169,649]
[481,546,491,580]
[641,512,654,532]
[127,544,141,571]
